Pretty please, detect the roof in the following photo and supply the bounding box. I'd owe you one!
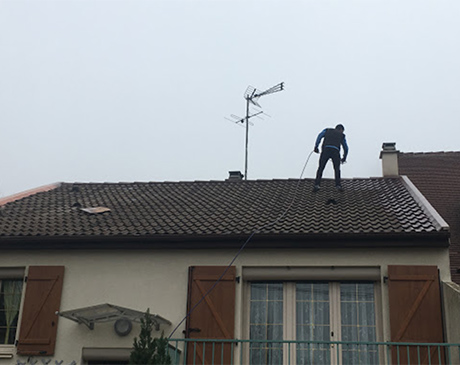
[0,177,449,248]
[399,151,460,281]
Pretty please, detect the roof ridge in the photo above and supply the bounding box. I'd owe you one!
[401,151,460,156]
[61,177,389,186]
[0,183,62,206]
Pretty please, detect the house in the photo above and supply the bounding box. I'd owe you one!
[397,150,460,284]
[0,145,459,364]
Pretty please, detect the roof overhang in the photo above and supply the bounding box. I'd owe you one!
[0,231,450,249]
[58,303,171,330]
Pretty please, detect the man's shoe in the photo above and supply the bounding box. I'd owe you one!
[336,185,344,192]
[313,185,320,192]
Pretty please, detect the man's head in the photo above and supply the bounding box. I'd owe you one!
[335,124,345,132]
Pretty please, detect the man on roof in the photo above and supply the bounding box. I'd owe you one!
[313,124,349,192]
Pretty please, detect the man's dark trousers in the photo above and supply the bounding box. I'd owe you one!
[314,147,341,186]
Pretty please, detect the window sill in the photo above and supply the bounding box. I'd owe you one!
[0,345,14,359]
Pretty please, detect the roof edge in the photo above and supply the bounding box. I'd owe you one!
[0,231,450,249]
[400,151,460,156]
[0,183,61,206]
[401,175,449,231]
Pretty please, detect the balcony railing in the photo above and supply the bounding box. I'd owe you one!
[168,338,460,365]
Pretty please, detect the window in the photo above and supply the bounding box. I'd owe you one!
[248,281,379,365]
[0,277,24,345]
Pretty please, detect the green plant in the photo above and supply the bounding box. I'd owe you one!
[129,309,172,365]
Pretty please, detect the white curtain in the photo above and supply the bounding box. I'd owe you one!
[3,280,23,344]
[296,283,330,365]
[340,283,377,365]
[249,283,284,365]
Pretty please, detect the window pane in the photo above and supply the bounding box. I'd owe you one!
[296,283,330,365]
[340,283,378,365]
[250,325,267,341]
[249,283,283,365]
[267,284,283,301]
[267,301,283,325]
[250,301,266,324]
[341,283,357,301]
[0,279,23,345]
[341,302,358,329]
[251,283,267,301]
[359,301,376,326]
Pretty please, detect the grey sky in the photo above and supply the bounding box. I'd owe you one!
[1,0,459,197]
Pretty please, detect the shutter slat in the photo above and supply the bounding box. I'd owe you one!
[390,274,436,281]
[19,339,51,345]
[193,274,235,281]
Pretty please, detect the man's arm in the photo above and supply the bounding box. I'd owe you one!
[341,136,349,161]
[314,129,327,152]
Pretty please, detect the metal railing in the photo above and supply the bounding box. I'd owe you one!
[168,338,460,365]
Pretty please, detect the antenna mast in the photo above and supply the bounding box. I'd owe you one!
[242,82,284,180]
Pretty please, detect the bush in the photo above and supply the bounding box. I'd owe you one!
[129,309,172,365]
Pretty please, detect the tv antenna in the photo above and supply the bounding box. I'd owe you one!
[227,82,284,180]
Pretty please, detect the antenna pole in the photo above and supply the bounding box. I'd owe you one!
[228,82,284,181]
[245,97,250,180]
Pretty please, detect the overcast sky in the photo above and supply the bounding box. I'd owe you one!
[1,0,459,197]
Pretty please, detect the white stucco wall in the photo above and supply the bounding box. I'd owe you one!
[443,281,460,343]
[0,246,451,364]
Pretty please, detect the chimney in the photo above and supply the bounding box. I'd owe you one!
[379,142,399,177]
[227,171,244,181]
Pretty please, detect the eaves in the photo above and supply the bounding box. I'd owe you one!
[0,230,450,250]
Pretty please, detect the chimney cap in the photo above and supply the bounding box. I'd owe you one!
[227,171,244,181]
[382,142,397,151]
[380,142,399,159]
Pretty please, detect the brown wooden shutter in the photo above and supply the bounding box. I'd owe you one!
[185,266,236,365]
[388,265,445,364]
[17,266,65,356]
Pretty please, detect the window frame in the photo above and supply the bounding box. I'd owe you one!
[0,267,25,358]
[242,267,383,364]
